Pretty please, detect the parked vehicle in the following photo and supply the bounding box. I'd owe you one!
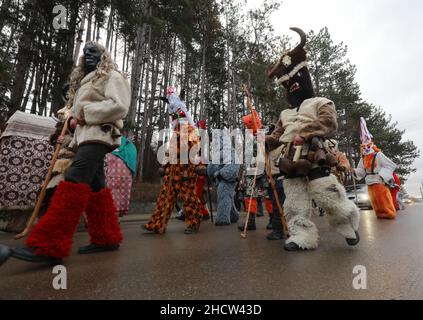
[345,184,372,210]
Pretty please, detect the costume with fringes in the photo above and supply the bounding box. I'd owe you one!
[25,69,129,259]
[355,118,397,219]
[266,28,360,251]
[143,88,203,234]
[207,131,241,225]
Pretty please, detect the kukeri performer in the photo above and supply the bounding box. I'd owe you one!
[0,42,130,265]
[207,129,241,226]
[142,87,204,235]
[238,111,275,232]
[354,118,397,219]
[266,28,360,252]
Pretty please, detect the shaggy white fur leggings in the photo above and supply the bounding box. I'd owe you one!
[283,175,360,249]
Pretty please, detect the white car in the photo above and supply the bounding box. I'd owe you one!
[345,185,372,210]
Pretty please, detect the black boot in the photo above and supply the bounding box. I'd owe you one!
[238,214,256,231]
[0,245,12,266]
[266,215,273,230]
[11,247,61,264]
[346,231,360,246]
[78,243,120,254]
[267,214,286,240]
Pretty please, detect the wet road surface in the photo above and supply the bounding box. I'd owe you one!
[1,204,423,300]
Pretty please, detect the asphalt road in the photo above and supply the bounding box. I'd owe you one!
[0,203,422,300]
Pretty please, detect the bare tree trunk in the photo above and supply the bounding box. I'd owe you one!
[114,20,119,62]
[137,22,152,181]
[21,64,36,112]
[199,36,207,120]
[8,3,37,120]
[73,3,88,62]
[85,3,92,42]
[30,65,42,114]
[128,0,149,129]
[50,4,79,115]
[122,37,127,72]
[105,7,114,50]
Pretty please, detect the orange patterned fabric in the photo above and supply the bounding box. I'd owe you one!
[368,183,397,219]
[144,125,203,233]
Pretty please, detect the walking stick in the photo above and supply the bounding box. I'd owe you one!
[15,118,70,240]
[241,84,262,239]
[241,173,258,239]
[265,154,289,235]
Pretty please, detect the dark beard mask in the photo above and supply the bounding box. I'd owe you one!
[83,43,102,74]
[282,67,315,109]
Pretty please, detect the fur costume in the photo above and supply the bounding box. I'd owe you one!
[207,131,241,224]
[16,42,129,261]
[355,118,397,219]
[85,188,123,246]
[26,181,91,259]
[69,70,130,150]
[266,28,360,250]
[144,88,203,233]
[47,105,75,190]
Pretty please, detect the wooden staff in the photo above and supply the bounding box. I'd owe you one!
[265,154,289,235]
[15,119,70,240]
[241,84,263,239]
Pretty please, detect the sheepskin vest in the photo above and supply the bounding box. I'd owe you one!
[279,97,334,144]
[69,70,130,150]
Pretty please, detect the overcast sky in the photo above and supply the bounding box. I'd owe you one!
[247,0,423,197]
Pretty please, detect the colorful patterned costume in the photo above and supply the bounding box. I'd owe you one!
[355,117,397,220]
[144,88,203,234]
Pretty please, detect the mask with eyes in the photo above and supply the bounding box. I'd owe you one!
[83,43,103,74]
[268,28,315,108]
[361,143,376,156]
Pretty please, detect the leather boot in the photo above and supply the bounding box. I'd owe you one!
[267,213,286,240]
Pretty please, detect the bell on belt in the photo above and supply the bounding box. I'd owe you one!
[314,149,327,166]
[295,159,312,176]
[279,158,295,176]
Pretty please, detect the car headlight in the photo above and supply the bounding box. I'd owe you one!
[358,194,369,201]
